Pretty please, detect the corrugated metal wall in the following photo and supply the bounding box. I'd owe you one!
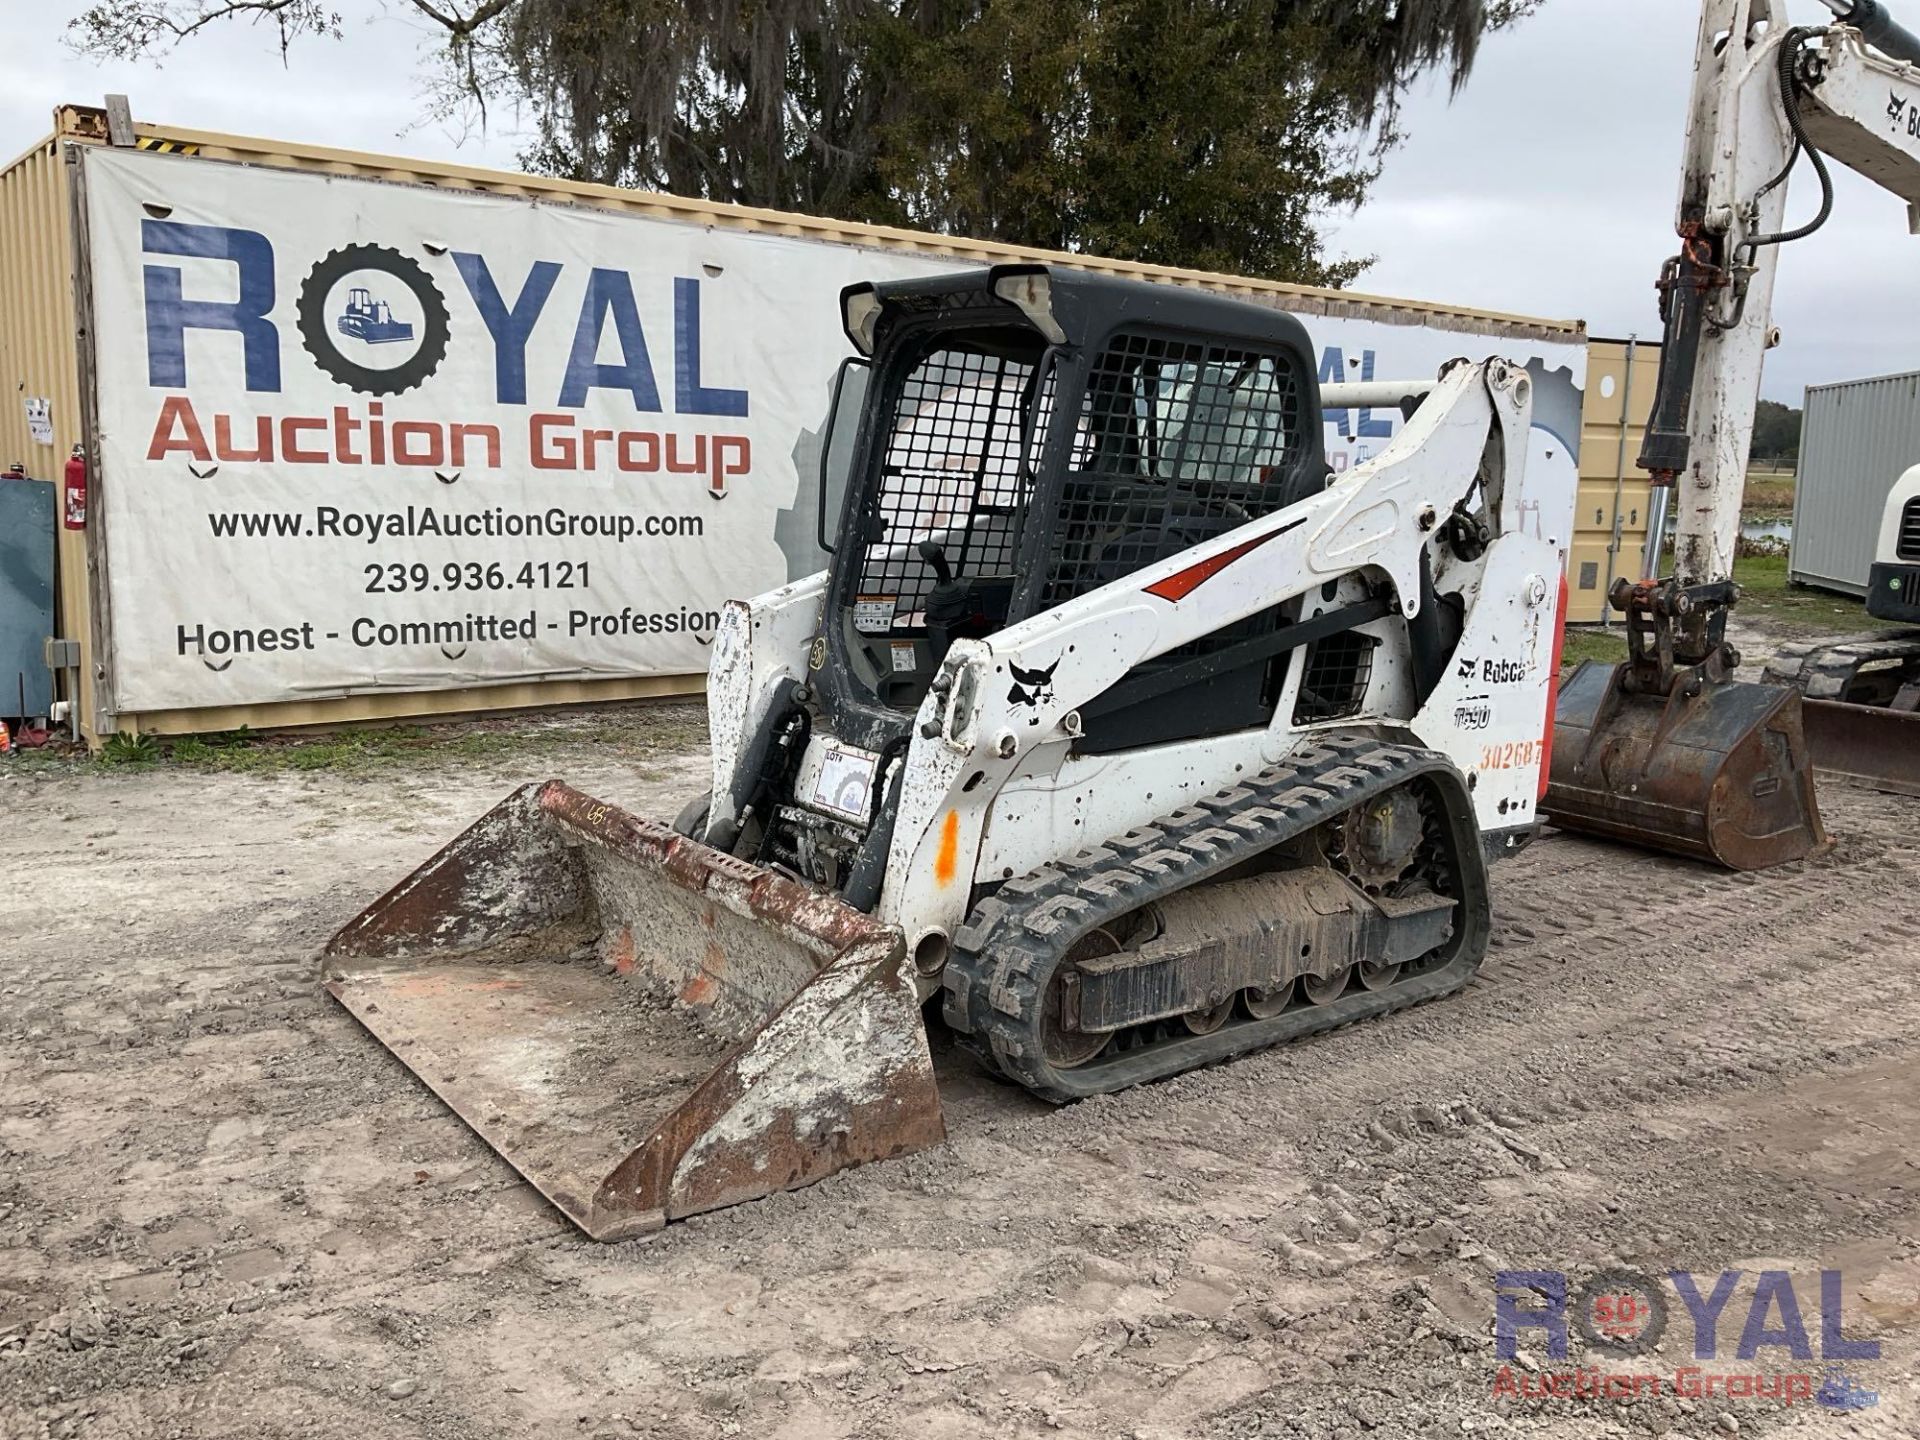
[1791,370,1920,596]
[1566,338,1659,623]
[0,131,90,728]
[1,104,1587,742]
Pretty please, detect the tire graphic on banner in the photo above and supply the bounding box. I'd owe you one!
[296,244,450,396]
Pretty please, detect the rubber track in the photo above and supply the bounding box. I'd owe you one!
[1762,631,1920,699]
[940,734,1492,1104]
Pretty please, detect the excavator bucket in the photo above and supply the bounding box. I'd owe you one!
[321,781,944,1240]
[1544,661,1827,871]
[1801,697,1920,796]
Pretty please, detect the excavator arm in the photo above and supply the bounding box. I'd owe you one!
[1646,4,1920,593]
[1546,1,1920,867]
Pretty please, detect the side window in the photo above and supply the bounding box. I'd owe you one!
[817,357,872,553]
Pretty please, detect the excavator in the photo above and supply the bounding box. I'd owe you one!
[1548,0,1920,854]
[320,0,1920,1239]
[1759,458,1920,793]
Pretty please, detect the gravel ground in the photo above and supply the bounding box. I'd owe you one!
[2,707,1917,1440]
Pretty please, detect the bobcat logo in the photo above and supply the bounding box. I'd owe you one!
[1456,653,1477,679]
[1008,659,1060,709]
[1891,91,1908,128]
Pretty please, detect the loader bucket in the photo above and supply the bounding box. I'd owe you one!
[1543,661,1827,870]
[1802,696,1920,796]
[321,781,944,1241]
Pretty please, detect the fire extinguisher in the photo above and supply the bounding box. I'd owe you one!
[63,445,87,530]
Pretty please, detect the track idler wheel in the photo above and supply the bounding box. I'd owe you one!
[1183,1000,1235,1034]
[1357,960,1400,992]
[1243,986,1292,1018]
[1300,966,1354,1005]
[1043,929,1118,1069]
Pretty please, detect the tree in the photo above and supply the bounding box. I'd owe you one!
[1750,399,1802,464]
[69,0,1538,286]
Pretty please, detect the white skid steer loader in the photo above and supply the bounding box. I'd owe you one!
[323,265,1569,1239]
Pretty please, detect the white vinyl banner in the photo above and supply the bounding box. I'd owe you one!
[82,146,1584,713]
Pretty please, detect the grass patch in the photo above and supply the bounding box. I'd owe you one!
[1731,552,1865,636]
[1560,626,1625,673]
[1743,467,1796,522]
[7,703,708,779]
[163,708,707,775]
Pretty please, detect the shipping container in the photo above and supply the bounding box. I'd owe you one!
[1566,337,1661,623]
[1790,369,1920,596]
[0,102,1588,743]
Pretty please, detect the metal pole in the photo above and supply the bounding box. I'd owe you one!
[1318,379,1436,409]
[1642,487,1672,579]
[1601,337,1638,625]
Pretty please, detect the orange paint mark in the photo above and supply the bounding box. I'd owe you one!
[608,928,636,977]
[680,940,728,1007]
[934,810,961,887]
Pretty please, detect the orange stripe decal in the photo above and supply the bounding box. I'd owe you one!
[934,810,961,887]
[1143,525,1291,603]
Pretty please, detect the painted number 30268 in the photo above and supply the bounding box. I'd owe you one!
[1479,739,1545,770]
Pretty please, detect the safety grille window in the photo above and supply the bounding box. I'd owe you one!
[856,342,1054,621]
[1038,332,1301,612]
[1899,497,1920,561]
[1293,631,1378,723]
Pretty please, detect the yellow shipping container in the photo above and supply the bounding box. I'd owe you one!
[1,102,1587,743]
[1567,337,1662,623]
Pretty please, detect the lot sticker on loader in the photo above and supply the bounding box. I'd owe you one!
[813,744,879,820]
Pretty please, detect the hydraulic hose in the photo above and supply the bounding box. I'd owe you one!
[1743,27,1835,256]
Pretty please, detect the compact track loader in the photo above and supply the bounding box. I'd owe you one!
[325,265,1569,1238]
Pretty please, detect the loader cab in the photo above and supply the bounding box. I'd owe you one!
[816,264,1327,753]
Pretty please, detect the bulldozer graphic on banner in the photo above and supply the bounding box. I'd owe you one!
[335,286,414,345]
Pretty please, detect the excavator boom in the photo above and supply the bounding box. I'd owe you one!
[1548,5,1920,866]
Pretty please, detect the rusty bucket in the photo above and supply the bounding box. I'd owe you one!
[321,781,944,1240]
[1543,661,1828,871]
[1801,697,1920,796]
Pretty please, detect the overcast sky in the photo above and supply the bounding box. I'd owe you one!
[5,0,1914,402]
